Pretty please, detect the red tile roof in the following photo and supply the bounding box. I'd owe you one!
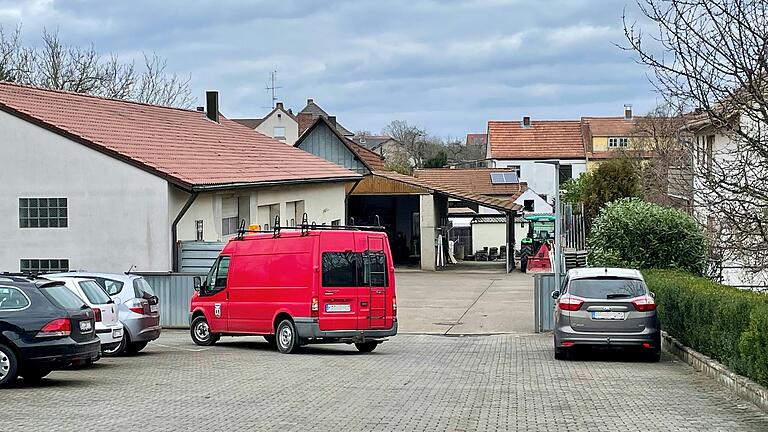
[0,82,359,189]
[465,133,488,147]
[414,168,527,198]
[487,120,585,159]
[580,116,646,137]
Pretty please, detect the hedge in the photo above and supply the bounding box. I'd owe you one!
[644,269,768,387]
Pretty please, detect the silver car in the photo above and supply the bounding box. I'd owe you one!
[552,268,660,361]
[47,272,160,355]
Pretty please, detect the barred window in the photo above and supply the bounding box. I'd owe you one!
[19,198,68,228]
[21,259,70,274]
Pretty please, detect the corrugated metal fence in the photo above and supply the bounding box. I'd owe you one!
[136,272,200,328]
[533,273,564,333]
[177,241,225,273]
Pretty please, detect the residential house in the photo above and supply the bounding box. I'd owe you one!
[486,117,587,204]
[0,83,360,274]
[296,98,354,137]
[580,105,656,170]
[350,134,401,158]
[232,102,298,145]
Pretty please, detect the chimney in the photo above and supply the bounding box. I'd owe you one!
[276,102,284,110]
[206,91,219,123]
[196,106,204,112]
[624,104,633,120]
[327,116,337,127]
[522,116,531,128]
[307,98,314,105]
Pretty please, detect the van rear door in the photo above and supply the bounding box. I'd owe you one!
[361,236,388,330]
[319,233,359,331]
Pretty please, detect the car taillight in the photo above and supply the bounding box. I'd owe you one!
[37,318,71,338]
[126,299,145,315]
[93,307,102,322]
[558,296,584,311]
[632,296,656,312]
[311,296,319,318]
[392,297,397,317]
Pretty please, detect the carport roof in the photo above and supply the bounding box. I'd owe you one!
[371,170,522,213]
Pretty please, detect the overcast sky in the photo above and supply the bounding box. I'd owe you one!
[0,0,661,137]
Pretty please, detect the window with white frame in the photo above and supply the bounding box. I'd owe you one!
[222,197,239,236]
[608,137,629,148]
[273,127,286,139]
[19,198,68,228]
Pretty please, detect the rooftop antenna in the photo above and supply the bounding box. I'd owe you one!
[265,70,281,109]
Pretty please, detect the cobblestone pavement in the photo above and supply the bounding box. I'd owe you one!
[4,331,767,432]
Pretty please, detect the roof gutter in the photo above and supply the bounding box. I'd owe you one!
[190,175,360,192]
[171,191,199,272]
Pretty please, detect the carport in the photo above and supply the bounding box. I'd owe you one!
[348,171,521,272]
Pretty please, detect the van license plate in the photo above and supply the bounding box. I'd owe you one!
[592,311,625,320]
[79,321,93,332]
[325,304,351,313]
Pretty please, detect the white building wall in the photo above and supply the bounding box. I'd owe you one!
[255,109,299,146]
[493,159,586,204]
[173,182,349,242]
[0,110,171,273]
[472,222,507,252]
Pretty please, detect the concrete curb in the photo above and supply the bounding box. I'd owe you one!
[662,331,768,413]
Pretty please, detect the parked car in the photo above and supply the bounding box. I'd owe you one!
[44,276,124,354]
[0,274,100,387]
[552,267,661,361]
[47,272,160,355]
[190,228,398,354]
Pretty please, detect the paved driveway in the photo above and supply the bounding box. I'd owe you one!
[4,332,767,432]
[396,268,534,334]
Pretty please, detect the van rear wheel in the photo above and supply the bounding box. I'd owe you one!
[355,342,378,353]
[191,316,218,346]
[276,319,299,354]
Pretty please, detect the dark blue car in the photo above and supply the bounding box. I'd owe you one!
[0,274,101,386]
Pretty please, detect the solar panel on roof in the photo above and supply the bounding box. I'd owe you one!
[490,172,519,184]
[503,172,519,183]
[490,172,506,184]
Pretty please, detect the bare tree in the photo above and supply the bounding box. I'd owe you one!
[623,0,768,281]
[0,26,194,108]
[630,104,694,210]
[383,120,432,168]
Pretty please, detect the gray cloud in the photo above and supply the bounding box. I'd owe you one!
[0,0,657,136]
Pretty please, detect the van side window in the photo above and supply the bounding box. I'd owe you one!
[363,252,387,287]
[206,256,231,293]
[322,252,357,287]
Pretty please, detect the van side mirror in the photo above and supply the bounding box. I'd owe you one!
[551,290,560,299]
[193,276,202,292]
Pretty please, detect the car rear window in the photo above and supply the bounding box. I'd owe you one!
[568,277,646,299]
[78,280,112,304]
[133,278,156,298]
[40,284,86,309]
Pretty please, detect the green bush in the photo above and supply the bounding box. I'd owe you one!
[645,270,768,387]
[588,197,707,275]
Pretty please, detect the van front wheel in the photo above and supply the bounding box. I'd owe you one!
[355,342,378,353]
[191,316,219,346]
[276,319,299,354]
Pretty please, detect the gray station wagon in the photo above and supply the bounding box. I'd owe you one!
[552,268,660,361]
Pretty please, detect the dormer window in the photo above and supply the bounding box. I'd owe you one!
[608,137,628,148]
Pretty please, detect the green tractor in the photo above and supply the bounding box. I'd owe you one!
[519,214,556,273]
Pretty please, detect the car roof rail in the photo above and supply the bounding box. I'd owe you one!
[234,213,386,241]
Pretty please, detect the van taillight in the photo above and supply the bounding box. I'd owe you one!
[37,318,71,338]
[311,296,319,317]
[93,307,102,322]
[632,296,657,312]
[392,297,397,317]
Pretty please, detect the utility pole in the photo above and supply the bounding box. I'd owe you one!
[265,70,281,109]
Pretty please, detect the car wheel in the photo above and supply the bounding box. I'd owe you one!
[126,341,149,354]
[0,343,19,387]
[102,335,127,357]
[276,319,299,354]
[21,367,53,383]
[190,316,218,346]
[355,342,378,353]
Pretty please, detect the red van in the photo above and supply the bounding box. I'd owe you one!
[189,228,397,353]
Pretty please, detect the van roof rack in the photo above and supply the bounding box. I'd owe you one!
[234,213,386,240]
